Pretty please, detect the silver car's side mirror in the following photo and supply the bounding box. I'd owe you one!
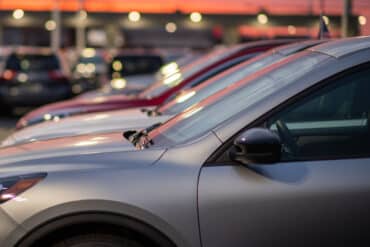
[229,128,282,165]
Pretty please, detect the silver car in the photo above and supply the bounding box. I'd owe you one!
[1,37,370,247]
[3,40,325,147]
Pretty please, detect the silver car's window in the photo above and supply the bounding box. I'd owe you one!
[160,51,284,115]
[150,51,329,146]
[267,65,370,160]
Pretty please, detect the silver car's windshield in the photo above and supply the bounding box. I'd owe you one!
[159,50,285,115]
[138,46,243,99]
[149,51,330,146]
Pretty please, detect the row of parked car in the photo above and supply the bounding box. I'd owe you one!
[1,36,370,247]
[0,46,182,113]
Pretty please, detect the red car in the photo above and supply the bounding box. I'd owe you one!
[17,40,295,129]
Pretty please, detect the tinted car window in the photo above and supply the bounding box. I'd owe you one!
[6,54,60,71]
[267,65,370,160]
[110,55,163,77]
[78,56,105,65]
[149,51,329,146]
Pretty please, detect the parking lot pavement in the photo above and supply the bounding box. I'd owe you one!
[0,117,17,142]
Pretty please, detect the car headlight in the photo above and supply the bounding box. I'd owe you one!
[0,173,47,204]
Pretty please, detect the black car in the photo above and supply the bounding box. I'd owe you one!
[109,53,164,79]
[71,48,108,95]
[0,49,72,113]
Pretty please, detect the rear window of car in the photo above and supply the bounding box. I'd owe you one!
[109,55,164,77]
[78,56,105,65]
[5,54,60,71]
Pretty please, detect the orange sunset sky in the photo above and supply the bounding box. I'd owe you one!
[0,0,369,34]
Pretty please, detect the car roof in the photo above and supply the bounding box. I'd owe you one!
[309,36,370,58]
[274,39,328,56]
[234,38,300,51]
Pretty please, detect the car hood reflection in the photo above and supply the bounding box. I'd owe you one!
[0,131,165,171]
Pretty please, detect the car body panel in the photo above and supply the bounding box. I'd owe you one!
[0,132,222,247]
[199,158,370,246]
[0,208,20,245]
[0,131,161,165]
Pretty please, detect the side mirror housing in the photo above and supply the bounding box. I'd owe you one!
[229,128,281,165]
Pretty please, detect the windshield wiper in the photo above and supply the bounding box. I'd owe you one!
[146,107,162,117]
[123,122,162,147]
[141,107,162,117]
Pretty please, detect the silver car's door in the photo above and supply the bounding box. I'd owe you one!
[198,64,370,247]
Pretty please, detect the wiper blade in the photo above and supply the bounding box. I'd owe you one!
[145,122,162,132]
[123,130,145,146]
[146,107,162,117]
[136,132,153,149]
[122,130,138,143]
[122,122,162,147]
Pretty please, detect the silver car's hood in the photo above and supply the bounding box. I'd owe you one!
[3,108,171,147]
[0,131,165,173]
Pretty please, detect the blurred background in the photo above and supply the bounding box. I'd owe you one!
[0,0,369,140]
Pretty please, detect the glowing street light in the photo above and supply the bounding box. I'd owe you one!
[128,11,141,22]
[13,9,24,20]
[323,15,330,25]
[288,25,296,35]
[190,12,202,23]
[359,16,367,26]
[257,13,268,25]
[45,20,56,31]
[79,10,88,20]
[110,78,127,90]
[112,60,123,71]
[165,22,177,33]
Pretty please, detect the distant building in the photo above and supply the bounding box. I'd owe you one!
[0,0,363,48]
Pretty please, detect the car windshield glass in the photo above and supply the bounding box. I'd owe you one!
[110,55,163,77]
[149,51,330,146]
[138,45,244,99]
[78,56,104,65]
[159,50,285,115]
[6,54,60,71]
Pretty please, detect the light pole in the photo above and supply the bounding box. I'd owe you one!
[76,0,86,52]
[342,0,352,37]
[51,0,61,51]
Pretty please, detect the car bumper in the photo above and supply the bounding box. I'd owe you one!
[0,83,71,107]
[0,207,22,247]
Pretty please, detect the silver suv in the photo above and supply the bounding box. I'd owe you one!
[1,37,370,247]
